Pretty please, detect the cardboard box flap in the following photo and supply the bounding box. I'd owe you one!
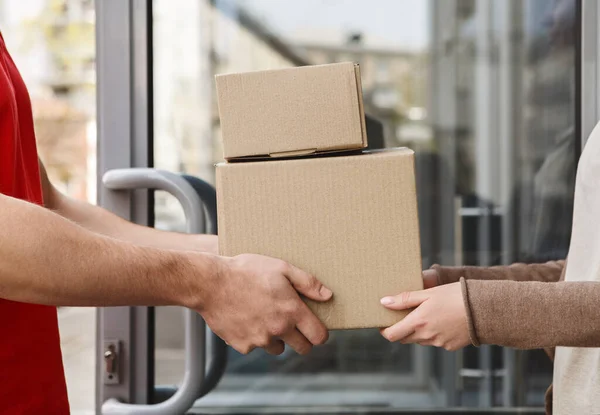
[223,148,366,163]
[216,62,368,160]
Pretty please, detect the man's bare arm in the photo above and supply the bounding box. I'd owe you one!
[0,191,211,307]
[0,190,332,355]
[39,160,217,253]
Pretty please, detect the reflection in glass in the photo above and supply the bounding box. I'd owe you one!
[152,0,578,410]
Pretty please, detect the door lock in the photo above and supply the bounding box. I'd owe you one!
[103,340,120,385]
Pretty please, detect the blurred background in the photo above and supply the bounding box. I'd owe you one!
[0,0,578,413]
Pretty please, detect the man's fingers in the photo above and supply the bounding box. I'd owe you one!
[284,263,333,302]
[380,290,428,310]
[380,314,419,342]
[264,339,285,356]
[296,303,329,346]
[281,328,313,355]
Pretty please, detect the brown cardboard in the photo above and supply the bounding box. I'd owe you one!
[215,62,368,160]
[216,148,423,330]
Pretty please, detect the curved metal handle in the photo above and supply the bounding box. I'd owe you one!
[101,168,206,415]
[153,175,228,404]
[153,328,228,403]
[179,175,227,396]
[181,174,218,234]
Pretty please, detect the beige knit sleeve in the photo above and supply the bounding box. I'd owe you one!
[461,278,600,349]
[432,260,565,285]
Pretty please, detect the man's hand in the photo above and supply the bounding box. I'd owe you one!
[37,158,331,355]
[194,254,332,356]
[379,282,469,351]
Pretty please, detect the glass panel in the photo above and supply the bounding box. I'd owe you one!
[152,0,578,410]
[1,0,97,413]
[428,0,577,407]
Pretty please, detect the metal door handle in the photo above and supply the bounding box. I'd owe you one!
[152,174,228,404]
[181,174,227,396]
[101,168,214,415]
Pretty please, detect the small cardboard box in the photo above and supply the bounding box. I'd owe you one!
[216,148,423,330]
[215,62,367,160]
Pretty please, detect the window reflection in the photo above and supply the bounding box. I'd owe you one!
[153,0,578,409]
[521,0,576,263]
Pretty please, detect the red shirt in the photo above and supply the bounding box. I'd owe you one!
[0,33,70,414]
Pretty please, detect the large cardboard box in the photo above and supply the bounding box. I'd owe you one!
[215,62,367,160]
[216,148,423,330]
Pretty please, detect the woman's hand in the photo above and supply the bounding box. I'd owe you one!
[379,282,470,351]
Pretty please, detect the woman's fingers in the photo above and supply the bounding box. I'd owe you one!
[380,290,429,310]
[380,312,420,342]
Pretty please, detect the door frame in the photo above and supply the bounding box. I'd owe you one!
[95,0,155,410]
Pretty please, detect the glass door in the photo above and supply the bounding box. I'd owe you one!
[429,0,578,407]
[96,0,581,412]
[152,0,435,409]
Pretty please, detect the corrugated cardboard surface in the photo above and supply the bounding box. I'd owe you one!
[215,62,367,160]
[216,148,423,330]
